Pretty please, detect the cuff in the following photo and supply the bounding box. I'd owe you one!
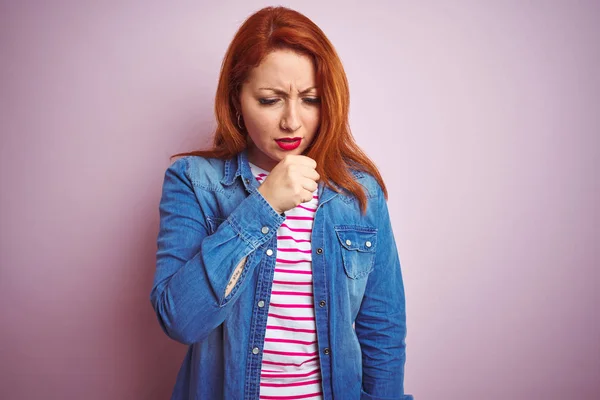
[227,190,286,249]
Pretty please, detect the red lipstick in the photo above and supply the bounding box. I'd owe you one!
[275,137,302,150]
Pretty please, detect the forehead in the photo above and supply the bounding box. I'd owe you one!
[246,49,316,88]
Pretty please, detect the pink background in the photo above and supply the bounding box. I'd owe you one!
[1,1,598,399]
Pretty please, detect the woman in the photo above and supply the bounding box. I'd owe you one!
[151,6,413,400]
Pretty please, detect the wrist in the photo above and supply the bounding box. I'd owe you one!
[256,186,284,215]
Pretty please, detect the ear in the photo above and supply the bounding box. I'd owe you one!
[231,83,243,114]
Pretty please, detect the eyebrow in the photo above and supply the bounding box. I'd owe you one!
[258,86,317,95]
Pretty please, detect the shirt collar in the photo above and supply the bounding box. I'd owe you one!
[220,148,246,186]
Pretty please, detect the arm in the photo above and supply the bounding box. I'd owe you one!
[225,256,248,297]
[150,158,285,344]
[355,187,413,400]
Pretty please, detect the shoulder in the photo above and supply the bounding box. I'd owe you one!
[165,155,228,185]
[348,168,382,200]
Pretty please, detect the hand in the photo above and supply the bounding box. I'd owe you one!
[257,155,320,214]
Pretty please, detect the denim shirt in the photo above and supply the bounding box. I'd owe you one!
[151,149,413,400]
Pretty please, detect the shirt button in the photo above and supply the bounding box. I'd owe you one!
[365,241,372,248]
[257,300,265,308]
[319,300,326,307]
[345,239,352,246]
[316,248,323,254]
[252,347,260,354]
[245,178,250,184]
[266,249,273,256]
[261,226,269,234]
[323,348,330,355]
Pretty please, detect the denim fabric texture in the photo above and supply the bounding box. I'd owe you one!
[151,149,414,400]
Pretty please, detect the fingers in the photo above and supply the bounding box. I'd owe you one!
[275,154,319,207]
[284,154,317,169]
[302,190,315,204]
[297,155,317,169]
[300,176,318,193]
[298,165,320,182]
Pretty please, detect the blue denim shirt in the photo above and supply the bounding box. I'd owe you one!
[151,149,413,400]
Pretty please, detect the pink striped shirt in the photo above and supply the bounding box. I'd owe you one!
[249,162,323,400]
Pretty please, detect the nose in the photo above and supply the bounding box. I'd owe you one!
[280,101,302,132]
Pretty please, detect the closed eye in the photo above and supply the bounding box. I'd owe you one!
[303,97,321,105]
[258,97,321,106]
[258,98,279,105]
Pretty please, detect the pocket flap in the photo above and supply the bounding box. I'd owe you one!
[335,227,377,252]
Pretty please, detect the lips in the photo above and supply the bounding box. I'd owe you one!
[275,137,302,150]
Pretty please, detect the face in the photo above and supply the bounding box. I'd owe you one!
[239,49,321,171]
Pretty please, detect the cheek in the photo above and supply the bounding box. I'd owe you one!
[244,108,278,135]
[303,109,321,130]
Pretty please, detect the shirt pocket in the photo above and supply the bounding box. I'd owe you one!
[334,226,377,279]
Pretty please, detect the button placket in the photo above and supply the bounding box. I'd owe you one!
[244,233,277,399]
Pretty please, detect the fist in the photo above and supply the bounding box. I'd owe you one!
[257,155,320,214]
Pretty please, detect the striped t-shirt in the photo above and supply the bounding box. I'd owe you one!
[249,162,323,400]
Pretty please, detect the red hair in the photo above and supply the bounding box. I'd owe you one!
[173,6,388,214]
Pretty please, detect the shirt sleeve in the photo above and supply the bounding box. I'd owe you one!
[150,157,285,345]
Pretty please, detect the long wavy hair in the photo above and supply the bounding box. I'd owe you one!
[172,6,388,214]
